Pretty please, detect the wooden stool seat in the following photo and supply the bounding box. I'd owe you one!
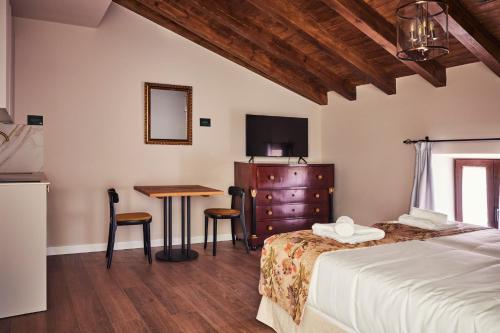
[204,208,240,218]
[116,212,152,223]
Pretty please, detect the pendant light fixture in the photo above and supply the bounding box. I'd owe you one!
[396,0,449,61]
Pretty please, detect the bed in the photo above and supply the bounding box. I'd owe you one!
[256,223,500,333]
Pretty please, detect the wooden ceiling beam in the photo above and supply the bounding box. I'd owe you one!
[430,1,500,76]
[192,0,356,100]
[320,0,447,87]
[114,0,328,104]
[248,0,396,95]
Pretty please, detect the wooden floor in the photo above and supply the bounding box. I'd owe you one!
[0,242,273,333]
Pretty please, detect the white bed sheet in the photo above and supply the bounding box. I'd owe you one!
[307,228,500,333]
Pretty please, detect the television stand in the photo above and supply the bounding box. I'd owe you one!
[298,156,308,164]
[248,156,255,163]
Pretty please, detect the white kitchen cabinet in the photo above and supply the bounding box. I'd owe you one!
[0,173,49,318]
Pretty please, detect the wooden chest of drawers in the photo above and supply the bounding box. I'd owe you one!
[234,162,334,249]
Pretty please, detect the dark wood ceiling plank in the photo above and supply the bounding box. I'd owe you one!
[248,0,396,95]
[114,0,328,104]
[224,0,366,84]
[191,0,356,100]
[431,1,500,76]
[320,0,447,87]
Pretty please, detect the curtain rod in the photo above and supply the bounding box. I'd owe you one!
[403,136,500,144]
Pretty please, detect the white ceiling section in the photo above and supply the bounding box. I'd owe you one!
[11,0,112,27]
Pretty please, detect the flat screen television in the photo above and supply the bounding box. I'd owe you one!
[246,114,308,158]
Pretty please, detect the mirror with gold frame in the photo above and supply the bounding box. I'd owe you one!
[144,82,192,145]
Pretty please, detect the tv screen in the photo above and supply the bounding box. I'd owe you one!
[246,115,308,157]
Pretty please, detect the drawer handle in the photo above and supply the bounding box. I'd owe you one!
[315,208,320,213]
[317,174,323,180]
[294,171,298,175]
[292,193,295,197]
[267,225,273,231]
[267,209,273,216]
[266,194,273,200]
[269,175,275,180]
[315,193,320,198]
[292,208,295,212]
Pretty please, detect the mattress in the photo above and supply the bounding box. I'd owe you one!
[306,228,500,333]
[257,296,349,333]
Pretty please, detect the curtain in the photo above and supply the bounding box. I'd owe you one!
[410,141,434,210]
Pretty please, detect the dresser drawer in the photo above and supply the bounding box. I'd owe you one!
[300,166,333,188]
[256,189,329,205]
[256,166,291,189]
[256,165,333,189]
[256,203,329,220]
[257,218,328,235]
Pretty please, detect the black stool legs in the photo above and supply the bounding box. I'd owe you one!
[106,225,117,269]
[204,216,250,256]
[239,216,250,254]
[230,219,236,245]
[204,216,209,249]
[144,224,152,264]
[143,225,147,256]
[105,222,152,268]
[106,223,113,258]
[213,218,218,256]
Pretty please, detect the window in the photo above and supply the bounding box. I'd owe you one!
[454,159,500,229]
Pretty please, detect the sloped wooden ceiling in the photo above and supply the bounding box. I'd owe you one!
[114,0,500,105]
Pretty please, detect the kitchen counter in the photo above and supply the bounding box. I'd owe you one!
[0,172,49,183]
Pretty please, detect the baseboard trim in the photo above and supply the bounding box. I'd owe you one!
[47,234,234,256]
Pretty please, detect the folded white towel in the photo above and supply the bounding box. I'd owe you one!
[312,223,385,244]
[410,207,448,224]
[398,214,458,230]
[313,223,334,232]
[334,222,354,237]
[334,216,355,236]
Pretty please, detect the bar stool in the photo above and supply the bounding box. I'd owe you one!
[204,186,250,256]
[106,188,152,268]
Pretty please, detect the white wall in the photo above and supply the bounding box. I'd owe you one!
[322,63,500,225]
[14,3,323,248]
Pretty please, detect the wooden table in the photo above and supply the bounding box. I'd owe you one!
[134,185,224,262]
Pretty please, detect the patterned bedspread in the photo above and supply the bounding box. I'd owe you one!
[258,222,486,324]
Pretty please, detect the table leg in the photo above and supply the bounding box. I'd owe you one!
[187,196,191,254]
[155,196,199,262]
[181,196,185,253]
[168,197,172,258]
[156,197,171,261]
[163,197,167,254]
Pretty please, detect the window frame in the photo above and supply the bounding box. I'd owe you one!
[454,159,496,228]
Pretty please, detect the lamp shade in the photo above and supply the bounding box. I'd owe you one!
[396,0,449,61]
[0,108,13,124]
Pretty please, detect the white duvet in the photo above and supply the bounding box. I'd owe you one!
[307,228,500,333]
